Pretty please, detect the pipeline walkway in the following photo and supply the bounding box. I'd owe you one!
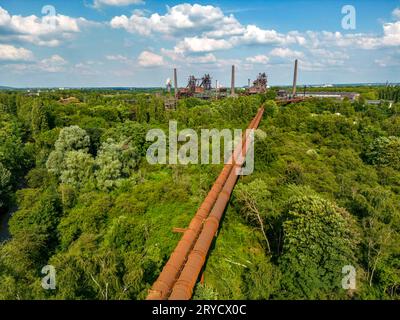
[146,107,265,300]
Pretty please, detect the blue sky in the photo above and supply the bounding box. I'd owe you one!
[0,0,399,87]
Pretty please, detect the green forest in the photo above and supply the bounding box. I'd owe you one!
[0,88,399,300]
[379,86,400,102]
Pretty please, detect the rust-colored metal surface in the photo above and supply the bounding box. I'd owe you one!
[247,73,268,95]
[146,107,264,300]
[169,107,264,300]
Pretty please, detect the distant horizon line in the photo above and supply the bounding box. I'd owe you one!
[1,82,399,90]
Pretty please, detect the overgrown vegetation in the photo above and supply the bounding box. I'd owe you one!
[0,88,399,300]
[379,86,400,102]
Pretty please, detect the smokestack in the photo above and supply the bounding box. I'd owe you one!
[292,59,298,97]
[167,82,171,94]
[231,65,235,96]
[174,68,178,99]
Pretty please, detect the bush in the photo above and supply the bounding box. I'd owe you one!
[365,136,400,170]
[278,194,359,299]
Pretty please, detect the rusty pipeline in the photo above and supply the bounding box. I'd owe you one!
[169,108,264,300]
[146,107,264,300]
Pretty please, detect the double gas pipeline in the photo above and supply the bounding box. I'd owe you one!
[147,107,265,300]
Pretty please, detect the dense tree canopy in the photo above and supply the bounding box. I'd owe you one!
[278,192,358,299]
[0,88,399,300]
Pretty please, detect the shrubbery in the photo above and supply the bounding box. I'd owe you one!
[0,89,399,300]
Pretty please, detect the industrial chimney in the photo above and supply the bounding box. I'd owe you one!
[166,78,172,94]
[174,68,178,99]
[231,65,235,96]
[292,59,298,97]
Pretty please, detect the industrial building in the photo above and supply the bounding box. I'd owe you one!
[247,73,268,95]
[301,92,360,101]
[164,66,238,109]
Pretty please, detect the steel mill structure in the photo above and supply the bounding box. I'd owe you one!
[147,107,265,300]
[247,73,268,95]
[164,60,306,109]
[164,65,238,107]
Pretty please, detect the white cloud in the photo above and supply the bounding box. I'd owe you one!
[110,4,308,49]
[296,49,351,72]
[138,51,164,67]
[93,0,144,8]
[270,48,304,59]
[297,60,325,72]
[308,48,349,60]
[110,3,243,37]
[106,54,130,62]
[0,6,95,47]
[109,3,313,58]
[381,21,400,46]
[375,51,400,67]
[306,24,400,50]
[37,55,68,72]
[318,31,381,50]
[110,14,149,36]
[246,55,269,64]
[174,37,233,53]
[108,2,397,62]
[161,48,186,61]
[161,48,217,65]
[3,54,68,73]
[109,3,307,51]
[110,3,400,62]
[393,8,400,20]
[0,44,34,61]
[187,53,217,64]
[106,54,136,66]
[73,61,103,76]
[232,25,306,46]
[375,58,389,67]
[160,48,185,62]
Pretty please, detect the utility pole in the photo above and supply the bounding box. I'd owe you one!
[231,65,235,96]
[174,68,178,99]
